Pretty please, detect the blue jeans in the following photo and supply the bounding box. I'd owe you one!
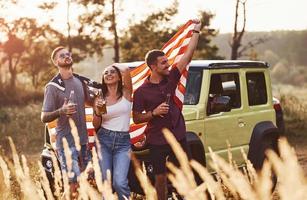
[57,142,89,183]
[97,127,131,200]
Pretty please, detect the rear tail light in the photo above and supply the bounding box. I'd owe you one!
[272,97,282,111]
[273,103,282,111]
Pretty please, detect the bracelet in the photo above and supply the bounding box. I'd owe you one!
[192,30,200,34]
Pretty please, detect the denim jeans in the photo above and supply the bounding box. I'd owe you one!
[97,127,131,200]
[57,139,89,183]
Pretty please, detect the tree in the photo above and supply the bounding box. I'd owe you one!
[230,0,268,60]
[120,3,223,61]
[1,33,25,90]
[0,0,18,89]
[74,0,122,62]
[71,0,107,60]
[120,2,178,61]
[0,17,62,89]
[20,42,55,89]
[193,11,224,60]
[37,0,107,63]
[109,0,120,62]
[230,0,247,60]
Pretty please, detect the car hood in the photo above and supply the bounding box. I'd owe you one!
[182,107,198,121]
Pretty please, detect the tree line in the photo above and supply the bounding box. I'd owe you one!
[213,30,307,67]
[0,0,222,95]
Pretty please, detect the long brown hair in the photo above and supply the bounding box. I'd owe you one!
[101,66,123,100]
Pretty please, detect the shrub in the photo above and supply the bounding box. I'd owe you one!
[0,87,44,107]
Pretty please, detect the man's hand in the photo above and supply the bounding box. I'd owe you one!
[192,19,201,31]
[61,98,77,116]
[94,96,106,115]
[153,102,169,117]
[41,98,77,123]
[132,102,170,124]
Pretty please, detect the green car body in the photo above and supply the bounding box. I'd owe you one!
[182,60,276,170]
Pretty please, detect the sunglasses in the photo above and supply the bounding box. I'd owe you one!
[104,69,117,75]
[58,52,72,59]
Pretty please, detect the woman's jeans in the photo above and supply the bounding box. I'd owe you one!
[97,127,131,200]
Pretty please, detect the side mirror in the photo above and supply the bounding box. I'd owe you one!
[209,96,231,114]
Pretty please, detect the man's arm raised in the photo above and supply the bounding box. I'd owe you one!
[176,19,202,73]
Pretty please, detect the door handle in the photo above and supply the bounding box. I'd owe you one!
[238,118,246,128]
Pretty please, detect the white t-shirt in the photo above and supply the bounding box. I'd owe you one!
[101,97,132,132]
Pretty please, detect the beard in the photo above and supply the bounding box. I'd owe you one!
[58,62,73,68]
[58,58,73,68]
[157,69,170,77]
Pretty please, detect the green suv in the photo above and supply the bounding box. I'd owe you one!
[128,60,283,193]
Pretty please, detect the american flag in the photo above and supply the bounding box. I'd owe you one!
[47,20,197,148]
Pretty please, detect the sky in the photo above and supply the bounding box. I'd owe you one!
[0,0,306,36]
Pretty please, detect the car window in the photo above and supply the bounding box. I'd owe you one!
[207,73,241,115]
[246,72,267,106]
[184,69,202,105]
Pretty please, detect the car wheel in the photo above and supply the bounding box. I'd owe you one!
[260,134,278,190]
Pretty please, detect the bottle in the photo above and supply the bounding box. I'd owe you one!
[165,93,171,105]
[67,90,76,117]
[97,90,107,115]
[68,90,75,105]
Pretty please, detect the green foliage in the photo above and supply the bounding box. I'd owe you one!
[120,2,179,61]
[213,30,307,86]
[213,30,307,66]
[0,110,10,124]
[0,86,44,106]
[193,11,224,60]
[71,0,107,60]
[0,17,63,90]
[68,34,106,63]
[0,104,44,154]
[120,4,223,62]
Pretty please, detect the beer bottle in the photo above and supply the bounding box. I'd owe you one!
[68,90,75,105]
[67,90,76,117]
[165,93,171,105]
[97,90,107,115]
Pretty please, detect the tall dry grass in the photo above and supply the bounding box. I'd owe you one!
[273,85,307,134]
[0,125,307,200]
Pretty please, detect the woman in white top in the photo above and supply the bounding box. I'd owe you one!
[93,63,132,200]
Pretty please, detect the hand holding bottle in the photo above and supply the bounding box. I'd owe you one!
[61,98,77,117]
[60,90,77,117]
[95,90,107,115]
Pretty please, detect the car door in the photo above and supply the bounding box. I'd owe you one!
[242,69,276,140]
[203,69,249,166]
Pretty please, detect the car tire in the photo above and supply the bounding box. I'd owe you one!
[186,132,206,185]
[258,134,278,190]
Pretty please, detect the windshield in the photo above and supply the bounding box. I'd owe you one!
[183,68,202,105]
